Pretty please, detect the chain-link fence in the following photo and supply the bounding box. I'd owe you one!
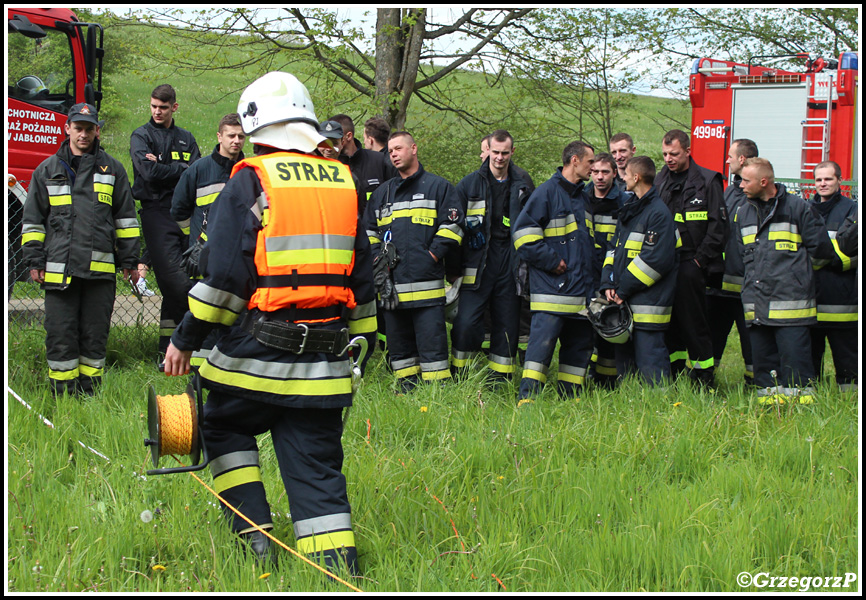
[8,187,162,343]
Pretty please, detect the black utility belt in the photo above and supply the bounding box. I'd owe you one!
[243,314,350,355]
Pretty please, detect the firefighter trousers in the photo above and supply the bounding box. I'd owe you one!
[666,260,715,383]
[707,293,754,383]
[139,204,194,355]
[750,324,815,394]
[450,253,520,379]
[384,305,450,388]
[519,313,594,401]
[614,328,670,387]
[44,278,115,396]
[810,326,858,389]
[203,389,357,573]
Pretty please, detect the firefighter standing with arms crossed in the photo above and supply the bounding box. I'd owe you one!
[164,72,377,574]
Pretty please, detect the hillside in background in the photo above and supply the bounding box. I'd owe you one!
[92,14,691,186]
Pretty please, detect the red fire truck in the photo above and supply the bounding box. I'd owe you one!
[7,7,104,290]
[688,52,858,190]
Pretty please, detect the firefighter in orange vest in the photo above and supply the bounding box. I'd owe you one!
[164,72,377,574]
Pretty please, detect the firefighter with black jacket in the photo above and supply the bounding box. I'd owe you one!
[22,103,140,396]
[512,141,596,403]
[164,72,377,573]
[363,132,465,392]
[450,129,534,381]
[131,84,201,360]
[654,129,726,388]
[808,161,858,392]
[599,156,679,386]
[733,158,834,404]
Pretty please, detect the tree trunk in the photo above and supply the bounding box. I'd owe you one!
[375,8,426,131]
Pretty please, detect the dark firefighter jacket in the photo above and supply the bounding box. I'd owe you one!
[655,158,726,274]
[512,168,595,317]
[733,184,835,327]
[22,139,140,289]
[599,186,680,330]
[171,144,244,246]
[455,157,534,290]
[363,163,464,308]
[130,118,200,209]
[808,191,858,327]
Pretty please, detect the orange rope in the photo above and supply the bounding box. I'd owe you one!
[170,456,363,592]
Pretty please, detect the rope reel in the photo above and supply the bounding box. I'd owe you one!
[144,374,210,475]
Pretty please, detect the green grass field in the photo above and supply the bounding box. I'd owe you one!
[6,322,860,593]
[7,15,859,593]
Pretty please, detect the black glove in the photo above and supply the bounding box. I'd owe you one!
[372,241,400,310]
[465,215,486,250]
[180,238,204,279]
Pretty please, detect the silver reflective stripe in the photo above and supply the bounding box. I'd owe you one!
[523,361,548,376]
[209,450,260,478]
[47,358,79,371]
[558,363,587,377]
[391,198,437,211]
[93,173,116,185]
[294,513,352,539]
[91,251,114,263]
[250,191,268,222]
[206,348,350,380]
[394,280,444,293]
[189,282,248,313]
[79,355,105,368]
[391,357,419,371]
[421,359,449,372]
[530,293,586,306]
[265,234,355,253]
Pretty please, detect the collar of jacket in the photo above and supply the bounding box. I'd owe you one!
[619,185,658,224]
[56,137,101,164]
[148,117,176,130]
[211,144,244,173]
[395,161,426,189]
[810,189,843,214]
[554,167,585,197]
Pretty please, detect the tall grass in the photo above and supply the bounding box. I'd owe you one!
[7,327,859,592]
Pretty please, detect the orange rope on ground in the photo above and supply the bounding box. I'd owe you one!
[172,456,363,593]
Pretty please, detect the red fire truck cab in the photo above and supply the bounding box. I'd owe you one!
[689,52,858,188]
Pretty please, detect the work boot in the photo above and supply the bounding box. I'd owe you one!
[238,529,277,566]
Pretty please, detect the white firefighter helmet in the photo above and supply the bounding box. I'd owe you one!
[237,71,324,152]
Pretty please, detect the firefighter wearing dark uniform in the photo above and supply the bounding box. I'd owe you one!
[599,157,679,386]
[808,162,858,391]
[22,103,140,396]
[171,116,246,370]
[364,132,464,391]
[165,72,377,574]
[586,153,629,388]
[513,141,596,402]
[733,158,834,404]
[450,131,534,381]
[131,84,201,357]
[654,129,726,387]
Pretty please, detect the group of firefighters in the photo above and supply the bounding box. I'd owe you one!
[21,71,857,575]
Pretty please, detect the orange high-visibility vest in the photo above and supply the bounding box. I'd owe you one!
[232,152,359,315]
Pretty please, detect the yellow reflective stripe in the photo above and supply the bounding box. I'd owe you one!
[514,233,542,250]
[529,301,583,314]
[44,272,71,285]
[522,368,546,383]
[831,239,852,271]
[49,195,72,206]
[557,371,584,385]
[544,221,578,238]
[116,227,140,238]
[188,296,242,326]
[22,231,46,244]
[421,369,452,381]
[267,248,354,266]
[49,367,79,380]
[196,192,220,207]
[79,364,103,377]
[212,466,263,495]
[297,530,356,555]
[199,362,352,396]
[767,308,817,319]
[768,230,802,243]
[627,259,656,286]
[436,227,463,243]
[396,288,446,302]
[394,364,421,378]
[89,261,115,273]
[632,312,671,324]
